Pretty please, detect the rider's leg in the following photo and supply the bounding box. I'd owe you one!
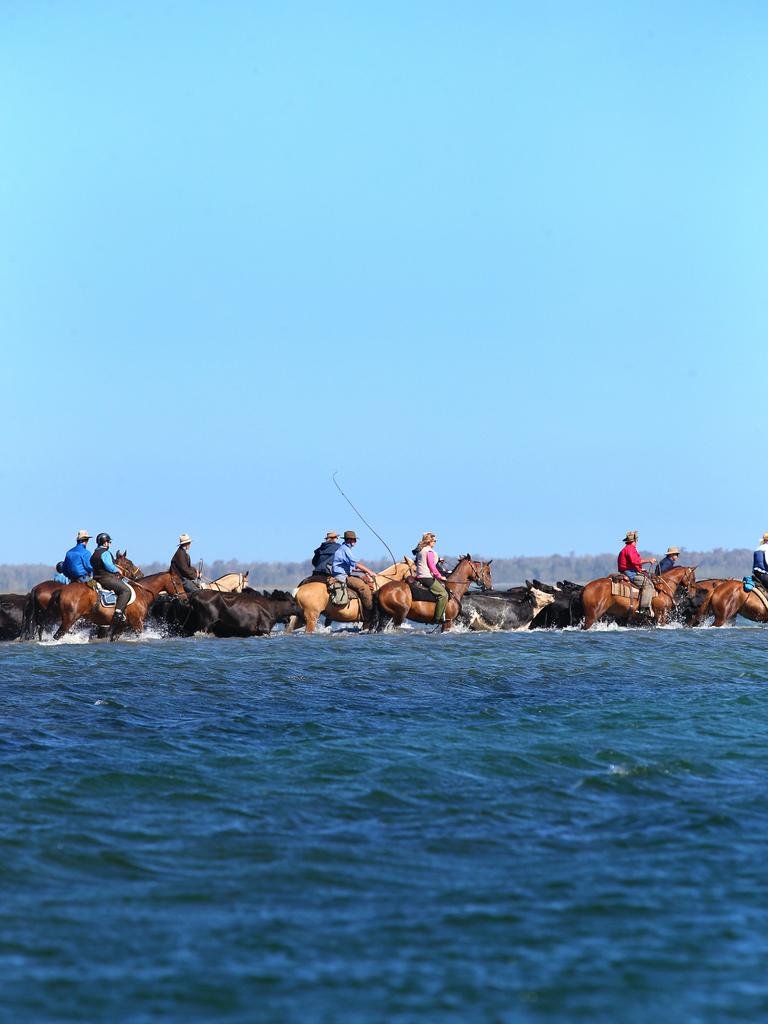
[347,576,374,628]
[429,579,449,622]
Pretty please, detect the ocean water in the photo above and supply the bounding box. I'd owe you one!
[2,627,768,1023]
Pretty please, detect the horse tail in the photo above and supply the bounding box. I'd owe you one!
[21,591,35,640]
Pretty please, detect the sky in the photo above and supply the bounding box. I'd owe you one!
[1,1,767,566]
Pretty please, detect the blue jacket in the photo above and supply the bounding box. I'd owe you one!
[657,556,676,575]
[63,542,92,581]
[312,541,340,574]
[54,571,70,584]
[753,545,768,575]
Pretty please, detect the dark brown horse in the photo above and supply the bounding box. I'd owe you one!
[581,566,697,629]
[684,578,731,626]
[375,555,493,631]
[52,553,185,640]
[704,579,768,627]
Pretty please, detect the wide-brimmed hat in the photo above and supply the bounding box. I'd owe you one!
[325,531,339,540]
[622,530,638,543]
[76,529,90,542]
[343,530,357,542]
[179,533,192,545]
[665,547,680,556]
[761,533,768,544]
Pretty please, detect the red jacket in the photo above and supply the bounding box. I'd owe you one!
[618,543,642,573]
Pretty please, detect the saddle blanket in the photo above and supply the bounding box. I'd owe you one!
[409,581,438,603]
[96,583,136,608]
[610,575,637,599]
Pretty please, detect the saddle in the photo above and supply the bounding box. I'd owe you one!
[93,581,136,608]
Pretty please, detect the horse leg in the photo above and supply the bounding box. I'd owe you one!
[304,609,319,634]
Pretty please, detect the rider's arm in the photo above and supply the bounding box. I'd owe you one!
[355,562,376,578]
[101,549,121,574]
[426,550,445,580]
[640,557,657,566]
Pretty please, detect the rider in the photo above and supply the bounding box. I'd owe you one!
[656,546,680,575]
[752,532,768,591]
[331,530,378,629]
[54,562,70,584]
[312,531,340,575]
[90,533,131,622]
[62,530,93,584]
[413,532,449,623]
[170,533,201,595]
[617,530,657,614]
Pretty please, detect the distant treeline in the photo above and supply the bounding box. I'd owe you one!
[0,548,751,593]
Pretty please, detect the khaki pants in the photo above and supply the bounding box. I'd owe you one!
[345,576,373,621]
[628,572,654,611]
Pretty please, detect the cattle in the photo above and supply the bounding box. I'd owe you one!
[527,579,585,628]
[456,585,555,631]
[0,594,26,641]
[188,588,302,637]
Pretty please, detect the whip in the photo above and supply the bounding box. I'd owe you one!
[332,472,398,567]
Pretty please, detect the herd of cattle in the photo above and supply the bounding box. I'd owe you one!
[0,574,729,641]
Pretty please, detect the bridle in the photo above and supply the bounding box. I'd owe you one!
[654,567,696,605]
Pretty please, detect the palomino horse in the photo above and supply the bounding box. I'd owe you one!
[581,566,698,629]
[702,579,768,627]
[290,559,416,634]
[376,555,493,632]
[200,572,249,593]
[52,553,185,640]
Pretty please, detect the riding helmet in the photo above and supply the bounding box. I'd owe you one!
[96,532,112,546]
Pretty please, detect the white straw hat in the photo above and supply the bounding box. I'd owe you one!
[179,533,192,545]
[76,529,91,542]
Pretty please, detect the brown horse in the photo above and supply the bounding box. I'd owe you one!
[685,578,732,626]
[22,580,67,640]
[581,566,698,629]
[704,579,768,627]
[52,553,185,640]
[375,555,493,631]
[290,559,415,634]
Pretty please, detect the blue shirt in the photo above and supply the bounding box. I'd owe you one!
[63,542,92,580]
[332,543,358,578]
[657,556,676,574]
[101,548,120,574]
[54,571,70,584]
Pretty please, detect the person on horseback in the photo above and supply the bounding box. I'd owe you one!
[170,533,201,595]
[312,531,340,575]
[62,530,93,584]
[54,562,70,584]
[617,530,656,614]
[413,532,449,623]
[90,533,131,622]
[656,546,680,575]
[331,531,377,629]
[752,533,768,591]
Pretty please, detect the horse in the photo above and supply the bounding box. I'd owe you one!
[200,572,249,593]
[22,580,67,640]
[702,578,768,627]
[680,578,731,626]
[52,552,185,640]
[375,555,493,631]
[581,566,698,629]
[290,559,416,634]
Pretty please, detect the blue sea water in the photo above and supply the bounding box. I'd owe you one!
[2,627,768,1023]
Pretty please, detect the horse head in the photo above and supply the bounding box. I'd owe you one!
[115,551,144,579]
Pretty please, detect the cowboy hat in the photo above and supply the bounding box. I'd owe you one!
[665,547,680,556]
[179,533,192,545]
[76,529,90,542]
[622,530,638,543]
[343,530,357,542]
[761,533,768,545]
[325,531,339,540]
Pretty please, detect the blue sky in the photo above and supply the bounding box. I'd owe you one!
[1,2,766,566]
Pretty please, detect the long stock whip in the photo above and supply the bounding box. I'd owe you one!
[332,472,398,567]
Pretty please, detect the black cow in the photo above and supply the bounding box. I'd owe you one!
[0,594,26,641]
[456,585,554,631]
[527,580,585,629]
[189,588,301,637]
